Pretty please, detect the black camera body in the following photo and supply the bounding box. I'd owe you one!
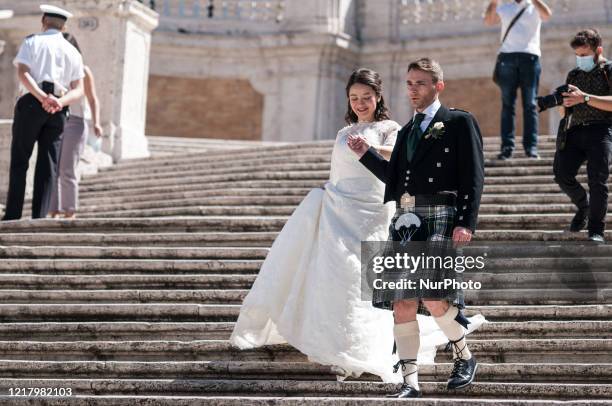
[537,84,570,112]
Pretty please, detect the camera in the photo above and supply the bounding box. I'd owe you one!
[536,84,571,112]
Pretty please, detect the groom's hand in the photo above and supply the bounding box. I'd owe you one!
[347,134,370,158]
[452,226,472,247]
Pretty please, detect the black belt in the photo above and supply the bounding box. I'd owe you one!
[39,81,63,97]
[397,191,457,209]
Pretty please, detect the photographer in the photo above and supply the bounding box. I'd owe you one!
[554,29,612,243]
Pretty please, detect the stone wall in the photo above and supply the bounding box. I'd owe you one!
[442,77,551,140]
[148,0,611,142]
[146,75,263,140]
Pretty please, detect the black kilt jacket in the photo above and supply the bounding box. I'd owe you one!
[359,105,485,232]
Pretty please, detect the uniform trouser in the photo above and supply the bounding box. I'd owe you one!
[2,94,66,220]
[49,115,86,213]
[553,123,612,235]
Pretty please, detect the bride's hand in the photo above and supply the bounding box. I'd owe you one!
[347,134,370,158]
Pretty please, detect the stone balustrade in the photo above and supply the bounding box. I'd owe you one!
[158,0,285,33]
[395,0,610,40]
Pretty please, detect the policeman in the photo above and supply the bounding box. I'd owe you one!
[2,4,84,221]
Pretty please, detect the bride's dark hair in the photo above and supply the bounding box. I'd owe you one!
[344,68,391,124]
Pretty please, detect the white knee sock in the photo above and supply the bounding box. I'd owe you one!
[393,321,420,389]
[433,306,472,360]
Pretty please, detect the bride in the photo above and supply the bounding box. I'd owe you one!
[230,68,402,382]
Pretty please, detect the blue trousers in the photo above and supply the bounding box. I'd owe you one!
[497,52,541,153]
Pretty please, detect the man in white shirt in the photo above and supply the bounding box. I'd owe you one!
[2,5,84,221]
[485,0,552,160]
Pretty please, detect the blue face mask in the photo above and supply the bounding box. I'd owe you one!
[576,55,596,72]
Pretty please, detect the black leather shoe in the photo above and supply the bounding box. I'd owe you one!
[588,233,605,243]
[447,356,478,390]
[525,150,540,159]
[386,383,422,398]
[569,207,589,232]
[497,149,512,160]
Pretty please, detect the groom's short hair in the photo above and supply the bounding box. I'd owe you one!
[407,58,444,83]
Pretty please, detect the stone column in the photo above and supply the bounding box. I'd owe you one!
[0,9,13,204]
[69,0,159,161]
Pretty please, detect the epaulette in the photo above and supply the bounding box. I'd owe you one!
[25,33,35,39]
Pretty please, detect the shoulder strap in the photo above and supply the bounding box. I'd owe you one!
[501,6,528,44]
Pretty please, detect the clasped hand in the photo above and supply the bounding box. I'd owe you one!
[347,134,370,157]
[42,94,63,114]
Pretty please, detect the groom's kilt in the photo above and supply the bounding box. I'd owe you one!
[372,197,465,315]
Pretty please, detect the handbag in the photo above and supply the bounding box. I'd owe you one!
[493,6,528,85]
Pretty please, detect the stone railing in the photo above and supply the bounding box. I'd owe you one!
[395,0,612,40]
[158,0,285,34]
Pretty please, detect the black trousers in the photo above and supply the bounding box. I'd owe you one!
[2,94,66,220]
[553,123,612,235]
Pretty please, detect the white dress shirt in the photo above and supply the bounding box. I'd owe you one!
[414,98,442,133]
[497,0,542,56]
[14,29,84,94]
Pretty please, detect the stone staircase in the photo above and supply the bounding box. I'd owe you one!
[0,134,610,404]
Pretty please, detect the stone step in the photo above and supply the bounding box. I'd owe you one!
[0,269,608,290]
[27,188,315,209]
[88,155,561,189]
[0,360,608,383]
[24,191,581,214]
[77,168,599,197]
[45,179,572,203]
[77,180,327,201]
[38,193,580,215]
[0,246,269,260]
[85,158,335,185]
[100,137,555,171]
[79,171,331,194]
[77,172,598,196]
[0,339,608,364]
[0,232,277,247]
[104,143,336,172]
[1,395,606,406]
[1,257,610,276]
[81,159,568,189]
[0,320,606,341]
[5,228,609,246]
[0,379,607,401]
[0,259,263,274]
[0,288,606,307]
[0,256,610,281]
[1,215,611,233]
[75,203,612,218]
[0,304,607,322]
[0,304,238,322]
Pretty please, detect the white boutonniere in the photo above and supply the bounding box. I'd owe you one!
[424,122,445,140]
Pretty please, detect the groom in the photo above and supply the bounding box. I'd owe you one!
[348,58,485,397]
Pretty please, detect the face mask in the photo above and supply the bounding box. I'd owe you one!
[576,55,596,72]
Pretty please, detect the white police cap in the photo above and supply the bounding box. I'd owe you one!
[40,4,73,20]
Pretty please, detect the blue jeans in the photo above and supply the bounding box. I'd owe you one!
[497,52,541,153]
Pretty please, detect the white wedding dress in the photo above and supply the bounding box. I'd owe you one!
[230,119,485,383]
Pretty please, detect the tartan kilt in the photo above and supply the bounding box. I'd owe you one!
[372,202,465,315]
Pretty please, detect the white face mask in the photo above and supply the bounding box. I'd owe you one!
[576,55,597,72]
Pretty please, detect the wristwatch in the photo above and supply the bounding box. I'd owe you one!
[584,95,591,104]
